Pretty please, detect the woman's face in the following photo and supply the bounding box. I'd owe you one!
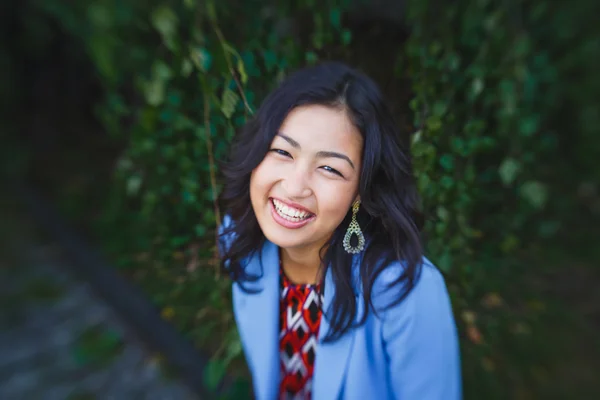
[250,104,363,252]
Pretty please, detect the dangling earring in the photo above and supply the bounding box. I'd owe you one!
[343,200,365,254]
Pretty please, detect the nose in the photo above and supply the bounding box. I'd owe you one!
[281,166,313,199]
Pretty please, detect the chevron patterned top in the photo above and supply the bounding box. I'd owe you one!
[278,264,324,400]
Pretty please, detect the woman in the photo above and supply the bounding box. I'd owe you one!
[218,62,461,400]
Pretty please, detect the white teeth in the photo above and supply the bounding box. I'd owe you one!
[272,199,312,222]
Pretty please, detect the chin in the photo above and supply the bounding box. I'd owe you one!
[262,228,305,249]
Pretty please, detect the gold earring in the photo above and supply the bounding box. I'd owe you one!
[343,200,365,254]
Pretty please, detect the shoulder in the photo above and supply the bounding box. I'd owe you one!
[377,257,445,288]
[368,258,462,398]
[370,257,453,322]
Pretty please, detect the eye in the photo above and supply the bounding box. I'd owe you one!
[321,165,343,177]
[269,148,292,158]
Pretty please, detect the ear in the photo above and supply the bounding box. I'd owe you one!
[353,194,361,204]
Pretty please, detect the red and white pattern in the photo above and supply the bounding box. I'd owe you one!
[279,266,324,400]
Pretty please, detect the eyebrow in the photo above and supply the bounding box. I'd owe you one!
[277,133,356,170]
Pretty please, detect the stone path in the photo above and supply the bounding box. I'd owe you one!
[0,205,198,400]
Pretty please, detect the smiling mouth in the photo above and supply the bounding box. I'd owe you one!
[271,198,315,222]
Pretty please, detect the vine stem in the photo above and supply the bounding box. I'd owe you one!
[211,21,254,115]
[202,87,222,275]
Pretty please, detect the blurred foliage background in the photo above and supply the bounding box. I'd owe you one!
[2,0,599,398]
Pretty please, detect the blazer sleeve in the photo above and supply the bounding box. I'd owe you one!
[380,262,462,400]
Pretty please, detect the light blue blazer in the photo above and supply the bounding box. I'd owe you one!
[223,222,462,399]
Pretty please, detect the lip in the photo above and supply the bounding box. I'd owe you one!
[269,198,316,229]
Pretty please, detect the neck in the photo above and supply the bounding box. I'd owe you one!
[280,245,326,285]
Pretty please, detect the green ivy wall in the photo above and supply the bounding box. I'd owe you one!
[8,0,599,398]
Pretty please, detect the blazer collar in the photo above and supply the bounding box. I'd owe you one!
[312,259,358,399]
[234,239,280,400]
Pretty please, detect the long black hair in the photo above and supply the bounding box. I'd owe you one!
[219,62,424,342]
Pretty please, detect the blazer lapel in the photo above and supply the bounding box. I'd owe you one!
[312,262,358,400]
[233,240,280,400]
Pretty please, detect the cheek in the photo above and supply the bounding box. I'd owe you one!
[250,160,276,200]
[314,182,354,222]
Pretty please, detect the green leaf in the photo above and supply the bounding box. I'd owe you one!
[263,50,278,72]
[141,62,173,106]
[171,235,189,248]
[432,101,447,117]
[191,47,212,72]
[437,206,450,221]
[329,9,341,29]
[417,173,430,193]
[305,51,318,64]
[520,181,548,209]
[499,158,521,185]
[435,221,447,235]
[501,234,519,253]
[206,1,217,21]
[181,59,193,77]
[195,127,206,142]
[140,107,158,130]
[142,83,158,107]
[409,98,420,112]
[174,115,194,130]
[87,4,112,29]
[153,61,172,81]
[195,224,207,237]
[519,116,539,137]
[514,35,532,57]
[411,141,435,159]
[411,130,422,145]
[204,359,227,392]
[221,88,240,119]
[471,78,484,97]
[108,93,128,115]
[151,6,178,51]
[426,115,442,131]
[88,35,115,82]
[224,337,243,363]
[203,208,216,225]
[450,137,467,154]
[159,109,174,123]
[312,32,323,49]
[439,154,454,170]
[429,41,442,55]
[167,90,182,107]
[182,190,195,203]
[126,174,143,196]
[448,53,460,70]
[222,378,253,400]
[437,251,452,272]
[341,29,352,45]
[237,59,248,85]
[500,79,516,116]
[538,220,561,238]
[440,176,454,189]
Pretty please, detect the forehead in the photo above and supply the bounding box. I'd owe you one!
[278,105,363,154]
